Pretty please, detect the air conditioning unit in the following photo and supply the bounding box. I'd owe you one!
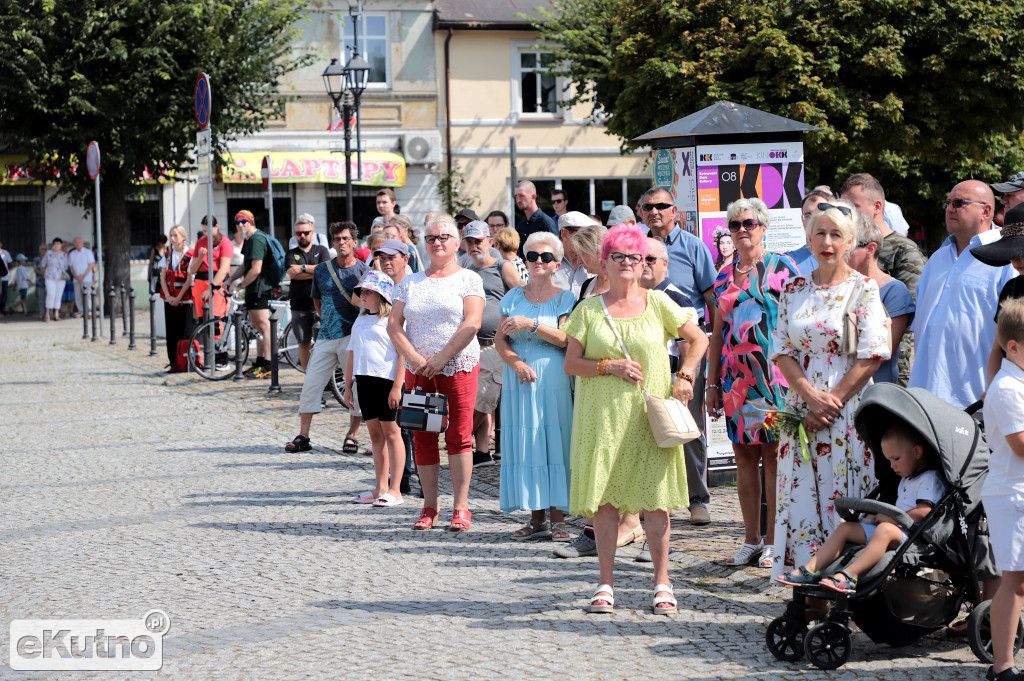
[402,131,443,165]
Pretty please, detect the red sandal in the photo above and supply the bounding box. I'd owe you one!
[413,507,438,530]
[448,509,472,532]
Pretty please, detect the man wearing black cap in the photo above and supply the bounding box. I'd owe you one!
[992,172,1024,215]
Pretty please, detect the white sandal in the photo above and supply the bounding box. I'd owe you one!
[758,544,775,568]
[589,584,614,614]
[652,583,677,615]
[724,539,764,565]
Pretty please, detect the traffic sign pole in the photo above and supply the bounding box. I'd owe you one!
[194,73,215,327]
[86,141,104,333]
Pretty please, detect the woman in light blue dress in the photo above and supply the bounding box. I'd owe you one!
[495,232,575,541]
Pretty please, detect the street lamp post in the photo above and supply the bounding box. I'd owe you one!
[322,54,370,223]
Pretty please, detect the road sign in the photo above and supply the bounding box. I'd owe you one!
[261,155,270,191]
[86,141,100,180]
[196,129,212,185]
[194,73,211,130]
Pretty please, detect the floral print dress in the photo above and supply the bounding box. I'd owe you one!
[713,252,800,444]
[768,271,891,577]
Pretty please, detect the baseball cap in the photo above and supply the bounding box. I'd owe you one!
[15,253,26,261]
[558,211,597,229]
[374,238,409,257]
[455,208,480,223]
[991,172,1024,195]
[607,205,636,227]
[461,221,489,240]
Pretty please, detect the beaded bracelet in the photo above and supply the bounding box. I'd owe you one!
[675,371,694,383]
[705,383,721,392]
[532,318,540,333]
[597,359,608,376]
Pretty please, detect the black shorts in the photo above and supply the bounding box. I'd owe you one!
[245,292,271,310]
[290,310,315,344]
[356,375,398,422]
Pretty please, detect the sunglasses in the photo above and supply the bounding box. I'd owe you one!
[641,202,673,212]
[941,198,987,210]
[295,230,312,236]
[424,234,456,244]
[234,220,250,226]
[817,202,853,216]
[551,198,566,204]
[644,256,661,264]
[728,219,761,232]
[525,251,558,263]
[609,252,643,265]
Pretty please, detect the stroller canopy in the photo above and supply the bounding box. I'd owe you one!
[853,383,988,513]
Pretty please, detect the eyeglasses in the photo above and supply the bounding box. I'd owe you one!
[525,251,558,263]
[817,202,853,216]
[609,252,643,265]
[728,219,762,232]
[941,198,987,210]
[424,234,456,244]
[551,198,566,204]
[641,202,673,212]
[333,235,353,242]
[295,231,312,236]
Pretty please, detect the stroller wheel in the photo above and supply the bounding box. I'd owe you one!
[967,600,1024,664]
[805,621,851,670]
[766,615,806,662]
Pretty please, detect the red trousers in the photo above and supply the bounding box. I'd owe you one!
[407,365,479,466]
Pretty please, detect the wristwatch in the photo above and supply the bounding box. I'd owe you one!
[301,264,307,272]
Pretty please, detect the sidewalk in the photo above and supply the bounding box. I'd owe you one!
[0,318,981,680]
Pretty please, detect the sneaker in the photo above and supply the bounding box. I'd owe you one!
[472,450,494,468]
[552,531,597,558]
[689,506,711,526]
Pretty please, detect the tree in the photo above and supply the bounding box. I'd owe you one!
[0,0,313,287]
[437,161,477,216]
[534,0,1024,245]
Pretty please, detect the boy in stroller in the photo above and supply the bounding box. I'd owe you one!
[776,421,946,593]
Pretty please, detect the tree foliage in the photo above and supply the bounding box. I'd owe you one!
[0,0,313,285]
[534,0,1024,243]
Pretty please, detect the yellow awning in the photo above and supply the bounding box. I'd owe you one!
[222,151,405,186]
[0,155,171,184]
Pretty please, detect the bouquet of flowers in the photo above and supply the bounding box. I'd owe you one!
[764,408,811,464]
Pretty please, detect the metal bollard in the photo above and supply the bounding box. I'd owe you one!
[268,306,281,393]
[233,309,245,381]
[148,292,158,356]
[120,284,129,337]
[90,285,99,342]
[108,285,117,345]
[128,286,137,350]
[82,286,90,339]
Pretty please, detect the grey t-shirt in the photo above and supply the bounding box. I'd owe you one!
[469,258,510,340]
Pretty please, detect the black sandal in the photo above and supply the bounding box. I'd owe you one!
[342,436,359,454]
[285,435,311,453]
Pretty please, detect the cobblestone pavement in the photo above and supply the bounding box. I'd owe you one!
[0,318,988,680]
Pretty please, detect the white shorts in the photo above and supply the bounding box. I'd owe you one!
[983,493,1024,572]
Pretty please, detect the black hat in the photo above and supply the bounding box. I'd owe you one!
[971,204,1024,266]
[991,171,1024,195]
[454,208,479,223]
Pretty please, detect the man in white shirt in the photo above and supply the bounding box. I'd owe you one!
[67,237,96,318]
[551,211,597,296]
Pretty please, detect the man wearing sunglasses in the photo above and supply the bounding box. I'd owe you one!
[514,180,557,256]
[550,189,569,218]
[463,221,523,467]
[640,186,716,527]
[909,180,1016,408]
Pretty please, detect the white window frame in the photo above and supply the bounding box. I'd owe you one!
[510,40,565,121]
[342,12,391,90]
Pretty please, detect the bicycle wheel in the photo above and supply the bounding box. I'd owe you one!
[189,318,249,380]
[279,321,304,372]
[328,365,345,406]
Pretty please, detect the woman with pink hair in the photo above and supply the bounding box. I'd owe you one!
[563,223,708,615]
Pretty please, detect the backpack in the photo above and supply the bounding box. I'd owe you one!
[254,231,287,286]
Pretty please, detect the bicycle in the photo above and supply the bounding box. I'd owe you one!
[187,291,292,381]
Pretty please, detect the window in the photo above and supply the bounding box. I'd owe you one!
[517,50,558,115]
[227,184,293,244]
[0,187,44,261]
[127,187,162,259]
[343,14,389,88]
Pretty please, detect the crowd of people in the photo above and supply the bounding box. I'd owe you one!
[0,236,97,321]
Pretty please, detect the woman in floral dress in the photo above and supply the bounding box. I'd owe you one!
[769,199,890,578]
[706,198,800,568]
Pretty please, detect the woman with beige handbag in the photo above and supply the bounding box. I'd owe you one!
[563,224,708,616]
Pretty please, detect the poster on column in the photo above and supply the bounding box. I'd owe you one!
[694,142,806,263]
[656,147,698,236]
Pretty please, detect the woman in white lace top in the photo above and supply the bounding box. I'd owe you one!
[389,214,485,532]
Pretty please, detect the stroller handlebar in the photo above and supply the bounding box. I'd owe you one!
[835,497,915,531]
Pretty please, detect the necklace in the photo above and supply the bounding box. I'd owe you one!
[524,285,548,303]
[733,251,765,275]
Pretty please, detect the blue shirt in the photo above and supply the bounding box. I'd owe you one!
[784,244,818,275]
[647,225,716,321]
[908,230,1016,408]
[310,259,369,340]
[874,278,915,384]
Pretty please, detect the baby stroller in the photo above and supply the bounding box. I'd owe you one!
[765,382,1023,669]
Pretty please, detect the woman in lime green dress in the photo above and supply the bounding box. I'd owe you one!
[563,224,708,615]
